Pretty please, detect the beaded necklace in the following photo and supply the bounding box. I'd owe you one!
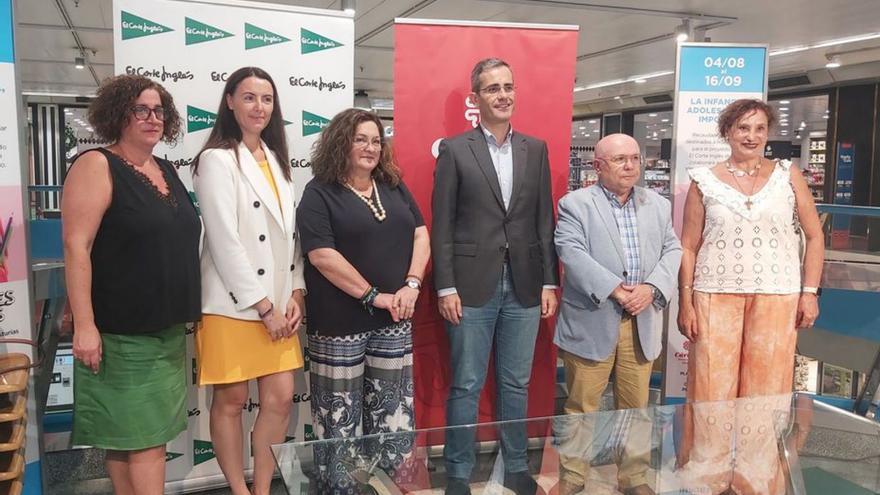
[344,179,387,222]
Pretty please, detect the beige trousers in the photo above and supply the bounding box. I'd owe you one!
[558,315,654,490]
[680,292,800,495]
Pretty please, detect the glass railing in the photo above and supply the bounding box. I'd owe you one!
[272,393,880,494]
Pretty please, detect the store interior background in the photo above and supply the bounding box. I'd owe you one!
[12,0,880,482]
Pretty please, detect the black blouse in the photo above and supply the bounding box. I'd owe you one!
[297,179,425,336]
[82,148,201,335]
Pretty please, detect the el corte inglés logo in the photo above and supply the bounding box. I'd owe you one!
[193,439,215,465]
[185,18,233,45]
[245,23,290,50]
[121,11,173,40]
[187,105,217,133]
[302,111,330,136]
[301,28,343,54]
[165,451,183,462]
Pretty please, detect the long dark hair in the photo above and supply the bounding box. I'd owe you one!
[310,108,400,186]
[192,67,290,181]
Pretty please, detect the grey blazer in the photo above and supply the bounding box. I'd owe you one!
[431,127,559,307]
[553,185,682,361]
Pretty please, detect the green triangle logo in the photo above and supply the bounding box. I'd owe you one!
[302,111,330,137]
[301,28,343,54]
[193,439,215,465]
[187,105,217,133]
[245,23,290,50]
[304,424,317,441]
[284,119,293,126]
[185,17,233,45]
[165,452,184,462]
[121,11,173,40]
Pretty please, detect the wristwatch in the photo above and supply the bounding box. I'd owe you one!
[406,279,421,290]
[648,283,661,301]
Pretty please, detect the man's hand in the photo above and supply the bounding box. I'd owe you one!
[439,293,463,325]
[619,284,654,316]
[541,288,558,318]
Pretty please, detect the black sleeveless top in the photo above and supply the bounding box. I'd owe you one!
[84,148,201,335]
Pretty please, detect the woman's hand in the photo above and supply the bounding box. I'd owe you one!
[677,303,699,342]
[261,308,288,341]
[796,293,819,329]
[372,293,401,322]
[73,323,102,373]
[392,286,419,320]
[284,290,305,337]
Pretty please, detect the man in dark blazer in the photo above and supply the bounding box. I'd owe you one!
[432,57,559,495]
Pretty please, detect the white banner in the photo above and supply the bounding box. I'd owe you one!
[664,43,768,403]
[112,0,353,489]
[0,0,43,493]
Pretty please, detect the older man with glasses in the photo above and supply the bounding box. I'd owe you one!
[552,133,681,495]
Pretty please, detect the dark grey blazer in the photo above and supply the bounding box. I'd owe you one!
[431,127,559,307]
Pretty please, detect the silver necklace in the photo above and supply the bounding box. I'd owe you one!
[725,159,762,177]
[344,179,387,222]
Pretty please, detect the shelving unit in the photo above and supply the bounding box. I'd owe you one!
[644,158,671,198]
[807,138,827,202]
[569,146,597,191]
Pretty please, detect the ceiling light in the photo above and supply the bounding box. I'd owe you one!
[661,128,668,132]
[585,134,590,137]
[674,19,691,43]
[780,100,790,104]
[825,109,830,113]
[574,70,674,92]
[825,55,842,68]
[588,120,597,124]
[341,0,355,14]
[781,122,789,126]
[634,78,647,84]
[661,118,669,122]
[780,113,788,118]
[770,32,880,57]
[578,126,586,130]
[74,56,85,69]
[823,115,829,119]
[800,121,807,128]
[795,134,801,139]
[779,107,789,111]
[613,96,621,100]
[353,90,371,110]
[648,113,658,117]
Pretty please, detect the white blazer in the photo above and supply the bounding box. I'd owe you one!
[192,140,305,320]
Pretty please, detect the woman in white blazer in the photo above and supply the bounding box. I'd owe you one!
[191,67,305,495]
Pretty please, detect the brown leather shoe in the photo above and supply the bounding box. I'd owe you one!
[622,484,656,495]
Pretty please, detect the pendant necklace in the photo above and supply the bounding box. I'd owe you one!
[344,179,387,222]
[727,159,761,210]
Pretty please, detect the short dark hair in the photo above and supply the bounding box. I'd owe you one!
[717,99,777,139]
[192,67,290,181]
[88,74,181,144]
[310,108,400,187]
[470,58,511,93]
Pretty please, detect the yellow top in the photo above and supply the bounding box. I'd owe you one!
[257,160,280,204]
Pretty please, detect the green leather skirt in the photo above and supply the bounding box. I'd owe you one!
[72,324,186,450]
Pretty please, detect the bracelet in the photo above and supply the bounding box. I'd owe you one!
[680,285,693,290]
[359,286,379,315]
[802,286,820,295]
[258,303,274,319]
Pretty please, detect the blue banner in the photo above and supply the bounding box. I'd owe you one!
[0,0,12,63]
[678,45,766,93]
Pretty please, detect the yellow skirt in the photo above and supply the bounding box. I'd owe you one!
[196,314,304,386]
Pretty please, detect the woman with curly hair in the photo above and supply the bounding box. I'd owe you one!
[61,74,200,492]
[296,108,430,492]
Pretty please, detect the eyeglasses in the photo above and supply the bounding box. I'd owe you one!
[131,105,166,122]
[596,154,643,167]
[479,84,515,96]
[353,135,383,150]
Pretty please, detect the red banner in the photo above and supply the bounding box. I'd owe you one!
[393,21,579,431]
